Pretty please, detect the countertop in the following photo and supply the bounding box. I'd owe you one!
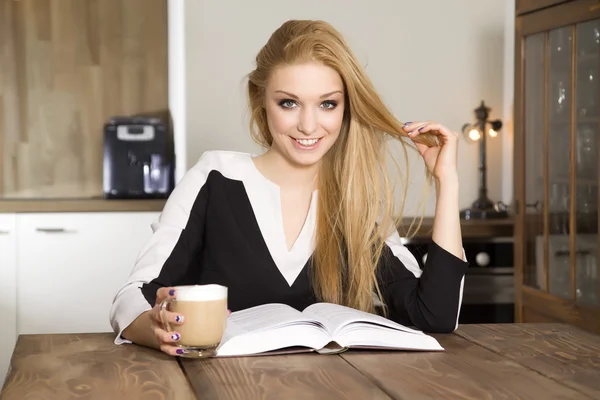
[0,198,167,213]
[399,216,514,238]
[0,199,514,238]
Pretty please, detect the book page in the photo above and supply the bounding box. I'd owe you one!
[223,303,310,336]
[302,302,425,337]
[302,303,443,351]
[215,303,331,357]
[338,326,443,351]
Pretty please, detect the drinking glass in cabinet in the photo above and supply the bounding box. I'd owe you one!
[575,235,599,307]
[576,125,597,179]
[550,27,572,118]
[576,184,598,234]
[549,182,570,234]
[549,242,572,299]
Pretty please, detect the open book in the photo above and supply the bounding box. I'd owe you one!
[215,302,444,357]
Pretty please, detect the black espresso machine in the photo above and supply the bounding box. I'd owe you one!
[103,116,174,199]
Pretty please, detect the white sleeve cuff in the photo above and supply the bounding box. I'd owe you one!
[109,284,152,345]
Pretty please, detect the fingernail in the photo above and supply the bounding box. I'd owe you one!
[169,289,175,296]
[419,127,424,131]
[176,349,184,355]
[171,333,180,341]
[175,315,184,323]
[404,121,412,125]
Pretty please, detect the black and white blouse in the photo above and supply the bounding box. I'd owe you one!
[109,150,469,343]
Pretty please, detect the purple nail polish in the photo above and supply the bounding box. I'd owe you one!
[176,349,184,355]
[171,333,180,341]
[419,127,424,131]
[169,289,175,296]
[175,315,184,323]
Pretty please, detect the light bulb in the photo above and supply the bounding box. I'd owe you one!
[488,129,498,137]
[468,128,481,141]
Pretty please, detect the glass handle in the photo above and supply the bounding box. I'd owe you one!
[160,297,174,333]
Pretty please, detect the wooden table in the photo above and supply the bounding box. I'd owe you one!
[2,323,599,399]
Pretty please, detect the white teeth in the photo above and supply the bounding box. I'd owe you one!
[296,138,319,146]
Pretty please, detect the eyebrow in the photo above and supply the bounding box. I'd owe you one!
[274,90,343,99]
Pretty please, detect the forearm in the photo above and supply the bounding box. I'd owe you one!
[380,239,469,333]
[121,310,161,350]
[431,173,463,259]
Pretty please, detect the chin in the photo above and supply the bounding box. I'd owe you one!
[287,153,325,168]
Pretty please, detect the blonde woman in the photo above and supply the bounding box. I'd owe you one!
[110,19,468,356]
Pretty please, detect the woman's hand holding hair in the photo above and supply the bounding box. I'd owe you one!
[402,120,463,260]
[402,121,459,181]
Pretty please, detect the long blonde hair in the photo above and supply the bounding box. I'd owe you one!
[247,20,437,314]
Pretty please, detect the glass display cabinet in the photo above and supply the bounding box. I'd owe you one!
[514,0,600,332]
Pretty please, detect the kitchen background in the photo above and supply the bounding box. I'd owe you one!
[0,0,513,210]
[8,0,599,387]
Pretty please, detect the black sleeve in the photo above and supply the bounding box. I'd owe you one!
[377,238,469,333]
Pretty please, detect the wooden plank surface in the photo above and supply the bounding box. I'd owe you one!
[340,332,588,400]
[455,323,600,399]
[179,353,391,400]
[3,324,599,400]
[1,333,196,400]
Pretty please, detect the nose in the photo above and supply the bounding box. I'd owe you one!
[297,108,317,136]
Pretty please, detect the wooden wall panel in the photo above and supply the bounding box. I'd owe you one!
[0,0,168,199]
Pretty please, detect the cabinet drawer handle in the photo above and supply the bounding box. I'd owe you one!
[0,230,9,235]
[35,228,72,233]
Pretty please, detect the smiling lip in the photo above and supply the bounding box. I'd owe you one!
[291,137,322,150]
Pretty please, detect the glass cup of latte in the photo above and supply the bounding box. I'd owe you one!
[160,284,228,358]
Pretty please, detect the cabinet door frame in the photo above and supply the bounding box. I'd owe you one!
[0,214,17,383]
[516,0,574,16]
[514,0,600,330]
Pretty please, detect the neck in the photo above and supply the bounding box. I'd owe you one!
[254,149,319,191]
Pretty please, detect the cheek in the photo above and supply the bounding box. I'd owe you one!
[267,107,297,135]
[322,109,344,136]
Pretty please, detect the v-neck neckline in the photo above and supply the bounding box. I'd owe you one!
[242,155,318,286]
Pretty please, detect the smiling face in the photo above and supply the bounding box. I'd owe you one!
[264,62,346,168]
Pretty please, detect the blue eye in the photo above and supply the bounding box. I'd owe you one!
[279,99,297,109]
[321,101,337,109]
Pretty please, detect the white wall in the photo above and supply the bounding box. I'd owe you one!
[174,0,512,216]
[502,0,516,206]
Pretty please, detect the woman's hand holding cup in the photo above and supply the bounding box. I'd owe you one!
[153,284,229,358]
[151,287,186,356]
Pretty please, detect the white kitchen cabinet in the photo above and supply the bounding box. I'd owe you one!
[0,214,17,385]
[16,212,160,335]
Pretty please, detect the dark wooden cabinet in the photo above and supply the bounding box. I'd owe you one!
[516,0,572,15]
[514,0,600,332]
